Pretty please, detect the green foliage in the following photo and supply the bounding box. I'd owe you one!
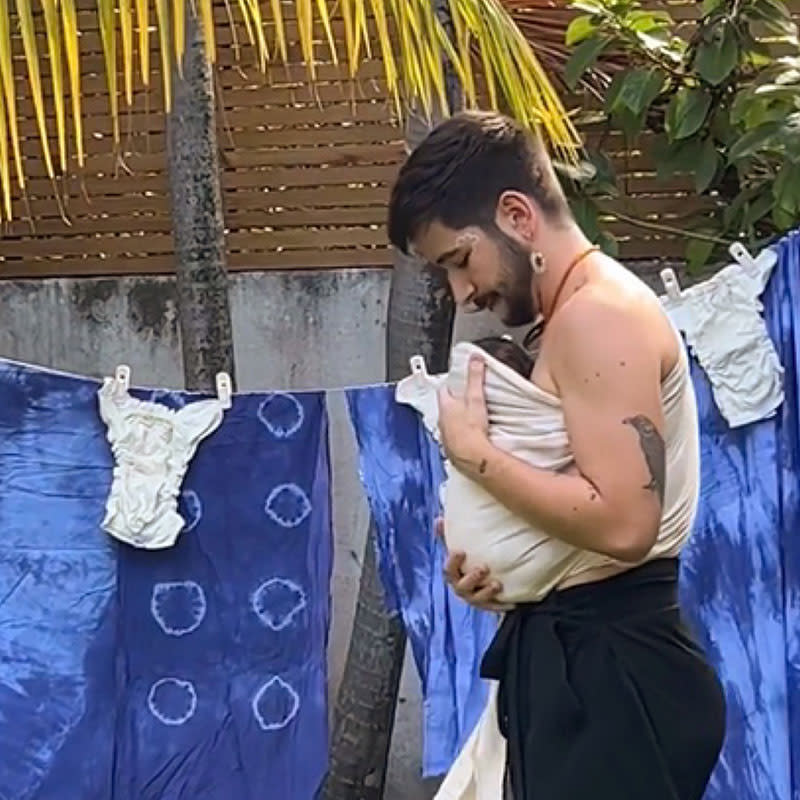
[560,0,800,270]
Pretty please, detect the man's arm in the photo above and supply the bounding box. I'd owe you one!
[452,297,666,563]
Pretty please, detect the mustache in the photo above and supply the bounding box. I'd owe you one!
[464,291,499,313]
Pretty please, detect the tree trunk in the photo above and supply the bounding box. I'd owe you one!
[323,7,461,795]
[167,6,235,392]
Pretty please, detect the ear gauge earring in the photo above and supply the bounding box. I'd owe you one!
[530,252,546,275]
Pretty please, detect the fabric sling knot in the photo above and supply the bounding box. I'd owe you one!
[480,558,725,800]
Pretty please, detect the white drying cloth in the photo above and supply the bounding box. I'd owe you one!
[660,247,783,428]
[98,380,226,549]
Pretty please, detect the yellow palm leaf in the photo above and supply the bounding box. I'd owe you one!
[135,0,150,84]
[61,0,84,168]
[0,0,581,221]
[120,0,135,103]
[0,87,10,219]
[154,0,172,110]
[173,0,186,74]
[97,0,119,144]
[15,0,55,177]
[0,0,24,188]
[41,0,67,171]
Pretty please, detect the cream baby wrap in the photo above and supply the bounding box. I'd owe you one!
[396,340,583,604]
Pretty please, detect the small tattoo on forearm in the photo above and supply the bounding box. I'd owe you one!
[623,414,666,505]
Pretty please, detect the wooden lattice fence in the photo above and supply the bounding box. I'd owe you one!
[0,0,797,277]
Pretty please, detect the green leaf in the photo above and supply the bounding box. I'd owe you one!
[604,72,627,113]
[701,0,724,14]
[686,238,716,272]
[565,36,612,89]
[613,106,647,142]
[626,10,672,33]
[597,230,620,257]
[616,68,666,114]
[743,191,774,227]
[665,88,712,140]
[696,22,739,85]
[772,204,796,230]
[566,15,598,46]
[571,195,601,241]
[570,0,605,14]
[772,164,800,226]
[654,137,704,180]
[747,0,798,36]
[695,138,720,193]
[728,121,782,161]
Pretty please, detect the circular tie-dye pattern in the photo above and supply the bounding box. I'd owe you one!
[251,579,307,631]
[252,676,300,732]
[264,483,311,528]
[180,490,203,533]
[147,678,198,726]
[257,393,305,439]
[151,581,207,637]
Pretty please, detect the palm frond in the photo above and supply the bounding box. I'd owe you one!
[0,0,581,220]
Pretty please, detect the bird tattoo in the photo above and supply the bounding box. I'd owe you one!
[622,415,666,506]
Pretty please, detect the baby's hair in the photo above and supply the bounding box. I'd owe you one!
[472,335,535,379]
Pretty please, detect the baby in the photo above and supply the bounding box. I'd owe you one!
[396,335,584,604]
[469,335,535,380]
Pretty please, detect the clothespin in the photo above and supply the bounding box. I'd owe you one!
[729,242,757,272]
[216,372,233,410]
[409,355,429,387]
[660,268,682,301]
[114,364,131,398]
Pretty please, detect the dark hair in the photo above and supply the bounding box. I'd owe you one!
[388,110,570,254]
[472,336,535,379]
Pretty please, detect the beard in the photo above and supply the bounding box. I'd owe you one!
[487,228,539,327]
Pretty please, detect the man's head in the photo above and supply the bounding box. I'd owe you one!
[388,110,572,327]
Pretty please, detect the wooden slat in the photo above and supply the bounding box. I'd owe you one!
[0,247,393,278]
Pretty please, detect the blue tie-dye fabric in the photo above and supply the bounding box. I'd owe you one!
[679,229,800,800]
[0,362,332,800]
[348,230,800,793]
[345,386,496,777]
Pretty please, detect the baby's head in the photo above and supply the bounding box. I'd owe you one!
[471,335,535,379]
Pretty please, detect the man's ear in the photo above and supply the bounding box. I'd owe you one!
[495,190,538,242]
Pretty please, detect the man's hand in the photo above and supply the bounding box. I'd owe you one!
[438,357,491,471]
[435,518,512,613]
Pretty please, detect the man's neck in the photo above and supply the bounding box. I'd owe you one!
[533,226,595,321]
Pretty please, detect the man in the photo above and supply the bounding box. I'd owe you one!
[388,111,725,800]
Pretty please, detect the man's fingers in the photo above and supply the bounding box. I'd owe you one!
[443,550,467,584]
[470,579,502,606]
[466,357,486,407]
[453,565,490,596]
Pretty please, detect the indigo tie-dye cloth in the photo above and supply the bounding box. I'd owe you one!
[345,385,497,777]
[0,362,332,800]
[679,228,800,800]
[349,230,800,797]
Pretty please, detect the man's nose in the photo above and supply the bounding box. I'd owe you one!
[448,273,476,307]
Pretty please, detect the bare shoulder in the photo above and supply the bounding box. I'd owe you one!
[542,263,678,389]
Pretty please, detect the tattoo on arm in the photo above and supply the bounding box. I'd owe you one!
[622,415,666,505]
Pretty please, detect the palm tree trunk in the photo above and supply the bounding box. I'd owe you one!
[323,8,460,796]
[167,6,235,391]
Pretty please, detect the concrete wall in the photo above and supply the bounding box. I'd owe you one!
[0,268,508,800]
